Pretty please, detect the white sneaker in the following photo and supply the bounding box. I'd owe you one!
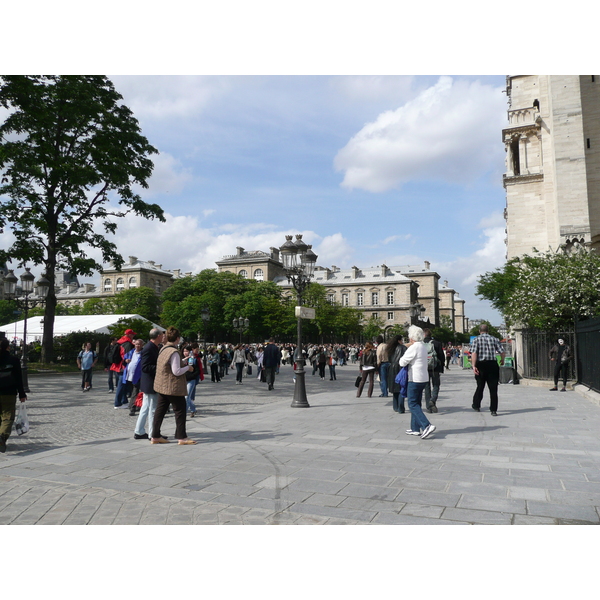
[421,424,436,439]
[405,430,421,436]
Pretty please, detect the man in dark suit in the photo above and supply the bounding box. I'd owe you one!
[262,338,281,391]
[133,329,165,439]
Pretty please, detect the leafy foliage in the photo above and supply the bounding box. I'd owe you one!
[477,247,600,330]
[107,317,154,341]
[0,75,164,361]
[468,320,502,340]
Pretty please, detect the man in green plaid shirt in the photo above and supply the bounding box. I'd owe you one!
[471,324,505,416]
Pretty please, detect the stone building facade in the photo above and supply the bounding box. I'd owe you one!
[216,247,286,281]
[54,257,188,309]
[216,248,469,333]
[503,75,600,258]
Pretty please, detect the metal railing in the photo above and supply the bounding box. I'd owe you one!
[575,317,600,393]
[519,330,576,381]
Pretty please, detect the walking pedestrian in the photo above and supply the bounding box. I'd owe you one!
[0,338,27,453]
[356,342,377,398]
[386,335,407,413]
[263,338,281,391]
[77,342,98,392]
[400,326,436,439]
[470,323,505,416]
[376,334,391,398]
[231,344,247,384]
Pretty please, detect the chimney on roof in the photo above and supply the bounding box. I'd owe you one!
[156,264,162,270]
[185,272,192,277]
[237,247,244,256]
[381,264,388,277]
[444,280,449,287]
[270,247,280,261]
[172,269,180,278]
[351,266,359,279]
[424,261,431,270]
[147,260,155,266]
[129,256,138,265]
[84,284,95,293]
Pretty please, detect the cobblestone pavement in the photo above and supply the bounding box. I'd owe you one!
[1,363,600,525]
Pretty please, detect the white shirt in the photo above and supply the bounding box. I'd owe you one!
[170,351,190,376]
[399,341,428,383]
[126,350,142,382]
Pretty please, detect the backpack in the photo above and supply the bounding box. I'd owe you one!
[426,341,439,371]
[109,343,123,366]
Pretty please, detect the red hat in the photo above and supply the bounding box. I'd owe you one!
[124,329,137,336]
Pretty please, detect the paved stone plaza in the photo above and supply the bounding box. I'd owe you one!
[1,363,599,525]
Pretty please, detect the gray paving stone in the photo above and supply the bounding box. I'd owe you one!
[303,493,345,507]
[512,514,558,525]
[457,493,527,514]
[399,503,445,519]
[391,477,449,492]
[338,482,400,502]
[526,501,600,522]
[287,478,348,495]
[285,502,377,522]
[441,507,514,524]
[337,496,405,513]
[507,486,549,501]
[396,489,461,507]
[372,512,463,525]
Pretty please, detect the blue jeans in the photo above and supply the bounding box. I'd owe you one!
[134,393,158,436]
[379,362,390,396]
[185,379,197,413]
[408,381,430,433]
[114,377,131,407]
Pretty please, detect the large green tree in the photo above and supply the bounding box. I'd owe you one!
[0,76,165,362]
[109,287,161,322]
[477,246,600,330]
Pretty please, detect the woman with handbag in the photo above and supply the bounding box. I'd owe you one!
[356,342,377,397]
[400,326,436,439]
[231,344,247,385]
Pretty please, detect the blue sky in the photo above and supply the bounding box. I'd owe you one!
[3,4,591,327]
[90,74,509,323]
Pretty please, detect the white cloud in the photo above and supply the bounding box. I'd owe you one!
[383,234,411,245]
[334,76,507,192]
[110,76,231,120]
[144,151,193,196]
[313,233,355,267]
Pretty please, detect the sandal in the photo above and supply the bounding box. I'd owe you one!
[178,438,197,445]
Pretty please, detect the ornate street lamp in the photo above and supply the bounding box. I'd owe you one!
[1,269,50,392]
[279,234,318,408]
[409,302,426,325]
[232,316,250,344]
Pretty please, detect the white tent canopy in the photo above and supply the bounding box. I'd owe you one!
[0,314,164,343]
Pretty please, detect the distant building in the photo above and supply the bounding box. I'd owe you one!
[54,256,188,309]
[217,248,469,334]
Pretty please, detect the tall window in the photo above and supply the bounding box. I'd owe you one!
[328,294,335,304]
[387,292,394,305]
[372,312,379,320]
[342,293,349,306]
[357,293,363,306]
[254,268,264,281]
[155,280,161,293]
[116,277,125,291]
[104,279,112,291]
[387,311,394,321]
[239,269,248,278]
[129,276,137,288]
[372,292,379,305]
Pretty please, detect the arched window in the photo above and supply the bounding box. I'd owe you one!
[129,276,137,288]
[116,277,125,291]
[253,268,264,281]
[104,279,112,291]
[239,269,248,278]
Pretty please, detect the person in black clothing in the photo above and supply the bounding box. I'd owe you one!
[549,338,572,392]
[0,338,27,453]
[423,328,445,413]
[104,338,118,392]
[386,335,407,413]
[262,338,281,391]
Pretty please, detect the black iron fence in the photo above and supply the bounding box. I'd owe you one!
[575,317,600,393]
[519,330,577,381]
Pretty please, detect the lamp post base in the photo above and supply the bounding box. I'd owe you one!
[291,361,310,408]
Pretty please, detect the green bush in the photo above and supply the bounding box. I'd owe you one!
[52,331,113,364]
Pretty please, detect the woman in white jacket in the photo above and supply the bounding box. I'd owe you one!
[399,325,436,439]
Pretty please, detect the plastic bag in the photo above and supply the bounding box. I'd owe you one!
[14,401,29,436]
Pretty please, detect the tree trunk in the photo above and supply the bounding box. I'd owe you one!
[41,268,56,364]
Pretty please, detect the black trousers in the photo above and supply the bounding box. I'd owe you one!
[554,362,568,386]
[151,394,187,440]
[473,360,500,412]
